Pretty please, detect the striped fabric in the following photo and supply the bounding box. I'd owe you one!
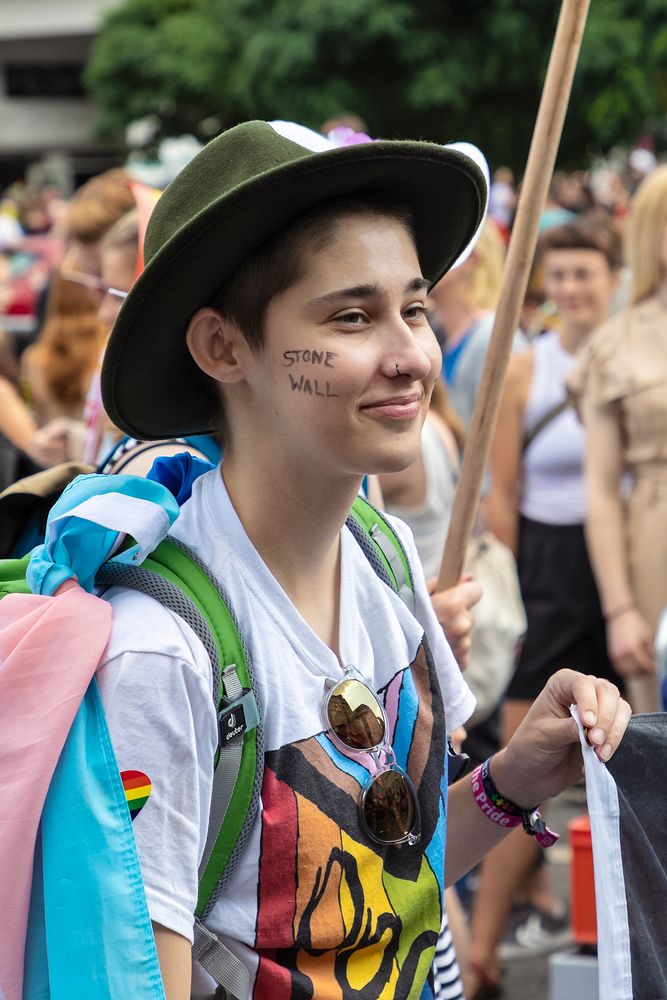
[433,911,465,1000]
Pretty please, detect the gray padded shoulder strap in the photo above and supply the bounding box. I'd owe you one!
[98,552,258,999]
[345,505,415,612]
[97,561,222,700]
[192,920,250,1000]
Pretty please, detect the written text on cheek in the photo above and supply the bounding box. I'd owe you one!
[288,374,339,397]
[283,347,340,397]
[282,349,338,368]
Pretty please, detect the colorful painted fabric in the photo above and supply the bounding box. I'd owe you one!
[108,468,477,998]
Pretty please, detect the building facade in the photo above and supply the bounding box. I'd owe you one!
[0,0,122,190]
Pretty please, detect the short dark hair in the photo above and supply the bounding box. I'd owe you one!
[539,214,623,271]
[208,197,414,349]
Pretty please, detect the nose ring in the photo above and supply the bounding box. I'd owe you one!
[395,364,402,376]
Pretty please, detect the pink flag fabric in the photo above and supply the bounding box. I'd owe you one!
[0,582,112,1000]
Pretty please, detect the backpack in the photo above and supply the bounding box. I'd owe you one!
[0,455,415,999]
[0,434,223,560]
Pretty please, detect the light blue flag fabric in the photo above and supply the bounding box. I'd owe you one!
[23,680,166,1000]
[27,474,180,597]
[21,459,206,997]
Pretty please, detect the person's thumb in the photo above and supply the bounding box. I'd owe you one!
[537,714,580,749]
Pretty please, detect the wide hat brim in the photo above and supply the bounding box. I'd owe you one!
[102,121,487,440]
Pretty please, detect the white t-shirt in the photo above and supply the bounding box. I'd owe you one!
[520,330,586,525]
[98,468,474,998]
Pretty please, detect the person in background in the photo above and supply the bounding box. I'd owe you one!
[61,169,136,289]
[77,208,142,462]
[21,272,106,425]
[380,381,462,570]
[488,168,515,244]
[88,208,220,473]
[569,164,667,715]
[553,171,594,216]
[320,112,370,144]
[463,215,624,997]
[380,380,480,671]
[380,380,482,1000]
[429,220,527,431]
[0,349,65,484]
[538,174,577,233]
[0,253,69,483]
[626,146,657,195]
[59,169,137,462]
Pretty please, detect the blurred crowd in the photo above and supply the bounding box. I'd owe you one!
[1,129,666,1000]
[0,145,657,484]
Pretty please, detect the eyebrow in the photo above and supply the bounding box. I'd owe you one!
[309,276,430,308]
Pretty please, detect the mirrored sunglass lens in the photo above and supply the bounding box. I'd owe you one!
[363,770,415,843]
[327,678,385,750]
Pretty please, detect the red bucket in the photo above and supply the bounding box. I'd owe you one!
[568,814,597,944]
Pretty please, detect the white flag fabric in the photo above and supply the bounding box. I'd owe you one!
[573,708,667,1000]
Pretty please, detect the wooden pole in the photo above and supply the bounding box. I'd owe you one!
[437,0,591,591]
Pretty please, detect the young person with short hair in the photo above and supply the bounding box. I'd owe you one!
[98,122,630,1000]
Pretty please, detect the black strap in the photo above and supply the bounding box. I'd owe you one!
[522,399,569,452]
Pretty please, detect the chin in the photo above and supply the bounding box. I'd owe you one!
[361,444,421,476]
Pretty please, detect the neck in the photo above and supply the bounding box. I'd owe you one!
[434,296,484,348]
[558,323,593,354]
[658,281,667,309]
[221,441,360,606]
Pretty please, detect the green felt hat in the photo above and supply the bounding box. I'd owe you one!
[102,120,487,439]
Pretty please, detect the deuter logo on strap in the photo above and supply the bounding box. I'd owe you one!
[220,703,247,743]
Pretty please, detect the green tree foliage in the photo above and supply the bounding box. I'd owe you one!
[85,0,667,169]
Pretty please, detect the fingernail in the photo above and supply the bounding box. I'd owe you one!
[590,728,605,745]
[583,711,596,726]
[600,744,613,762]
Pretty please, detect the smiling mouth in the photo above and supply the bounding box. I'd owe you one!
[360,394,422,420]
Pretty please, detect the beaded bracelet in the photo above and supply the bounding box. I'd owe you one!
[471,757,560,849]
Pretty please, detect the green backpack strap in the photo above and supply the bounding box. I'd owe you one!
[0,555,31,598]
[96,537,263,924]
[346,495,415,609]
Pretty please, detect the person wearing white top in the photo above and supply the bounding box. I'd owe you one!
[97,123,630,1000]
[465,215,625,996]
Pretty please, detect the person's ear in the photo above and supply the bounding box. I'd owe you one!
[186,307,246,384]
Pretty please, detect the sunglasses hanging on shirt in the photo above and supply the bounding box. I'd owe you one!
[323,665,421,847]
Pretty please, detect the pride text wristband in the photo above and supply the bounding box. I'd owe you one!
[471,757,560,849]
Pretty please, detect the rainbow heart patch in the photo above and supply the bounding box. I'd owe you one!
[121,769,152,820]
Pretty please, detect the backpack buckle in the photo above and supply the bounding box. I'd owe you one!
[218,690,260,746]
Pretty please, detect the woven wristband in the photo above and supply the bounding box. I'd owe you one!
[471,758,560,849]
